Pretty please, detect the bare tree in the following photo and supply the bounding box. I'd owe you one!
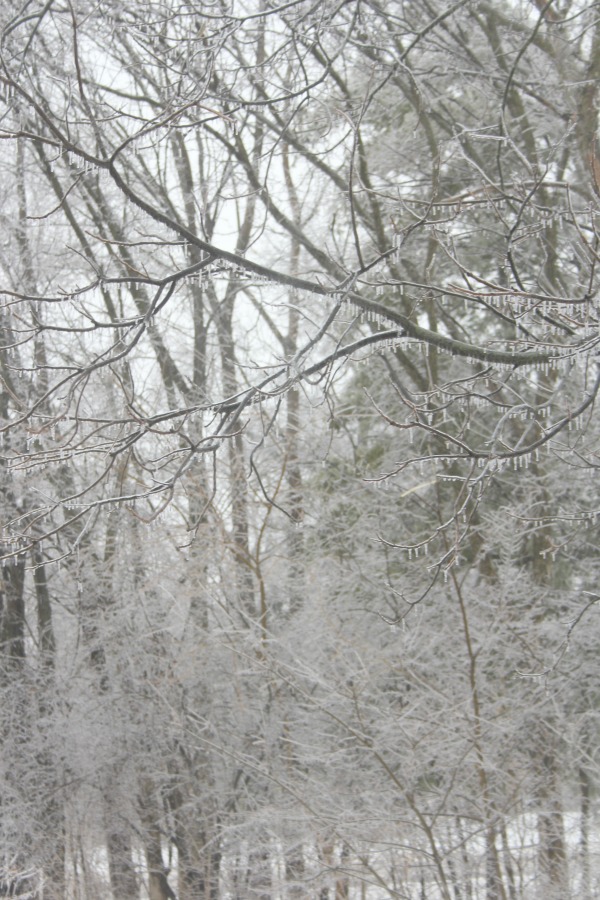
[1,1,600,897]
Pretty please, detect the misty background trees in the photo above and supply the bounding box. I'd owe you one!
[1,0,600,897]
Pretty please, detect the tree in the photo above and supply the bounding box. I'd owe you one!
[1,0,600,897]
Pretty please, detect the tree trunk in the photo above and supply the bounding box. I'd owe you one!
[245,846,271,900]
[107,828,139,900]
[0,559,26,666]
[176,826,221,900]
[537,747,569,900]
[579,763,592,900]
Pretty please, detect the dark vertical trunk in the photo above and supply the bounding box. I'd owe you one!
[537,748,568,899]
[105,765,139,900]
[0,559,26,666]
[217,297,256,618]
[579,763,592,900]
[284,330,304,617]
[33,554,55,663]
[245,846,271,900]
[32,554,65,900]
[138,780,175,900]
[176,825,221,900]
[0,559,36,897]
[282,144,305,617]
[107,828,139,900]
[484,830,506,900]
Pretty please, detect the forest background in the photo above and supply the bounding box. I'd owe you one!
[1,1,600,898]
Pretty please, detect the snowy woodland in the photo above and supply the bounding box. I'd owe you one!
[1,1,600,898]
